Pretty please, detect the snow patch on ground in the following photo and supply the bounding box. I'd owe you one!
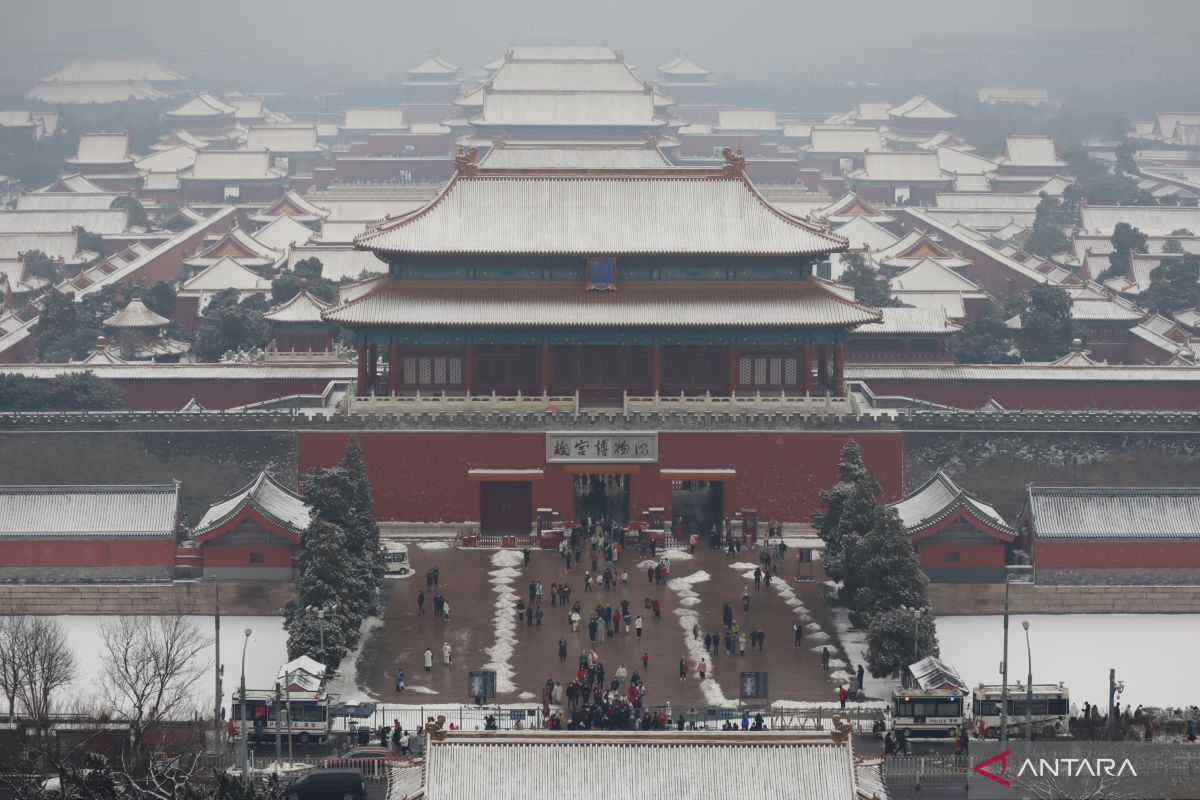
[808,631,830,642]
[805,622,824,633]
[828,658,847,669]
[406,685,438,694]
[663,550,694,560]
[491,549,525,567]
[517,692,536,700]
[637,560,658,570]
[666,571,735,708]
[418,541,453,550]
[679,596,701,607]
[828,603,892,700]
[829,670,852,683]
[484,553,524,693]
[728,562,758,570]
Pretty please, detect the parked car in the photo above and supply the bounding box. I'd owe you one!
[286,769,368,800]
[318,747,400,775]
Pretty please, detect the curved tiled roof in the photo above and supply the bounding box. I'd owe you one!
[263,290,332,324]
[193,472,310,538]
[103,297,169,329]
[0,484,178,538]
[891,471,1014,539]
[355,171,848,256]
[1027,486,1200,540]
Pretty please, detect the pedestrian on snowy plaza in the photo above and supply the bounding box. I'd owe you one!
[738,632,747,656]
[433,566,440,585]
[704,632,712,652]
[585,572,592,592]
[634,615,644,638]
[394,668,405,692]
[742,589,750,613]
[754,568,762,589]
[821,647,830,670]
[535,607,544,625]
[442,599,450,620]
[652,598,661,619]
[692,623,700,640]
[758,630,766,651]
[698,659,707,680]
[838,685,847,710]
[424,647,433,672]
[642,652,649,670]
[443,642,452,665]
[559,639,568,662]
[679,657,689,681]
[794,623,803,646]
[523,547,531,567]
[857,664,865,692]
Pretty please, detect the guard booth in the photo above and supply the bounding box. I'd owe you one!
[740,509,759,545]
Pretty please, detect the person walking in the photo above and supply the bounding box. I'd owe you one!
[584,571,592,592]
[757,630,766,651]
[821,646,830,671]
[738,632,747,656]
[394,668,405,692]
[838,685,847,710]
[698,659,707,681]
[652,598,661,619]
[432,566,440,586]
[424,647,433,672]
[856,664,865,694]
[641,652,649,670]
[417,590,425,615]
[678,657,689,681]
[558,639,568,663]
[442,642,452,665]
[703,632,712,653]
[794,623,803,647]
[442,599,450,621]
[742,589,750,614]
[753,567,762,589]
[635,615,644,638]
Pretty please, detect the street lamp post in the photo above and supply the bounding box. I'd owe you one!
[239,628,252,780]
[306,604,337,657]
[1022,620,1033,742]
[1000,564,1033,742]
[274,681,282,767]
[900,606,928,662]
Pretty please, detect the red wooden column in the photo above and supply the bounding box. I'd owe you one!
[463,342,474,394]
[817,345,829,393]
[651,342,662,395]
[540,344,551,395]
[356,343,368,392]
[728,344,738,395]
[388,343,401,395]
[366,343,378,393]
[799,345,812,395]
[833,342,846,395]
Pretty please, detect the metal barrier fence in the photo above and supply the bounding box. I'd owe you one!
[345,704,879,734]
[882,755,969,791]
[196,752,397,779]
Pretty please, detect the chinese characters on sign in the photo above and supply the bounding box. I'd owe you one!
[546,432,658,463]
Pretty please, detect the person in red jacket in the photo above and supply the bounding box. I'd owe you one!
[838,685,848,710]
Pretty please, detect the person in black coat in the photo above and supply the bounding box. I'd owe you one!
[856,664,865,692]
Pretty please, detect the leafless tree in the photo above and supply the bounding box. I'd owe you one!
[15,617,76,740]
[0,616,29,721]
[98,616,211,757]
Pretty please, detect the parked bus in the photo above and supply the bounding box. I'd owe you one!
[382,541,411,576]
[972,682,1070,739]
[231,688,331,744]
[889,656,968,738]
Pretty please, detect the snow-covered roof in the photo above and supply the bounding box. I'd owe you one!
[0,209,128,235]
[934,147,998,176]
[407,55,458,76]
[891,471,1014,537]
[475,92,661,128]
[28,81,166,105]
[506,44,618,62]
[889,291,967,318]
[658,55,711,76]
[833,216,898,252]
[103,297,169,329]
[860,306,961,335]
[856,100,893,121]
[813,192,893,224]
[479,142,671,169]
[888,94,956,120]
[16,193,120,211]
[0,484,179,539]
[922,208,1037,232]
[251,190,329,223]
[279,655,326,681]
[231,98,265,119]
[905,656,968,692]
[42,59,184,84]
[1155,112,1200,142]
[715,108,779,132]
[874,230,955,262]
[167,92,236,118]
[180,256,272,294]
[288,245,386,282]
[37,174,108,194]
[135,144,198,174]
[888,258,981,292]
[489,60,645,92]
[192,227,280,263]
[1078,205,1200,237]
[323,279,882,329]
[845,362,1200,382]
[68,132,133,166]
[193,472,310,538]
[978,87,1051,105]
[244,124,323,154]
[342,108,408,132]
[253,215,314,251]
[263,289,332,324]
[849,152,952,183]
[805,126,884,154]
[355,170,848,255]
[1027,486,1200,540]
[934,193,1041,211]
[422,731,860,800]
[1000,135,1065,169]
[185,150,285,182]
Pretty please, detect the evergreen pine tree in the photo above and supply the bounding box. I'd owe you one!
[865,607,940,678]
[285,518,356,667]
[848,507,931,630]
[812,440,882,589]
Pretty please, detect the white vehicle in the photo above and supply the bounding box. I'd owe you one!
[231,687,331,744]
[382,541,410,575]
[890,655,968,738]
[972,682,1070,739]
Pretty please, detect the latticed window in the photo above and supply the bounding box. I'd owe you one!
[400,353,464,388]
[738,353,800,388]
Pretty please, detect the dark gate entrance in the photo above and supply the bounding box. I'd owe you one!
[573,474,631,526]
[671,480,724,538]
[480,481,533,535]
[553,347,651,407]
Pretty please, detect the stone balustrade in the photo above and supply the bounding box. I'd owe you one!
[623,390,853,414]
[350,390,579,414]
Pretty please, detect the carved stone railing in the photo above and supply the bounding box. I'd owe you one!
[349,389,579,414]
[622,390,854,415]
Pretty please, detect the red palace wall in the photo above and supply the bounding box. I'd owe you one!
[1033,540,1200,569]
[915,541,1006,568]
[297,430,904,524]
[201,544,293,569]
[0,538,176,567]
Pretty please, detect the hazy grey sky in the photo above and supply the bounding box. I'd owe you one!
[3,0,1197,82]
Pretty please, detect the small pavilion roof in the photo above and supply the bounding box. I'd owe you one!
[263,289,332,324]
[248,190,329,224]
[166,92,236,118]
[887,94,957,120]
[42,59,184,83]
[180,256,272,294]
[1000,135,1066,169]
[888,258,982,292]
[253,215,315,251]
[832,216,899,252]
[103,297,169,328]
[67,132,133,166]
[658,55,711,76]
[813,191,894,224]
[193,472,310,540]
[407,55,459,76]
[890,471,1015,539]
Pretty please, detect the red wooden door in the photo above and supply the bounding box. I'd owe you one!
[480,482,533,535]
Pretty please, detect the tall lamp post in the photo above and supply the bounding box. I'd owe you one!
[239,628,252,780]
[306,604,337,655]
[1022,620,1033,741]
[900,605,929,662]
[1000,564,1033,742]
